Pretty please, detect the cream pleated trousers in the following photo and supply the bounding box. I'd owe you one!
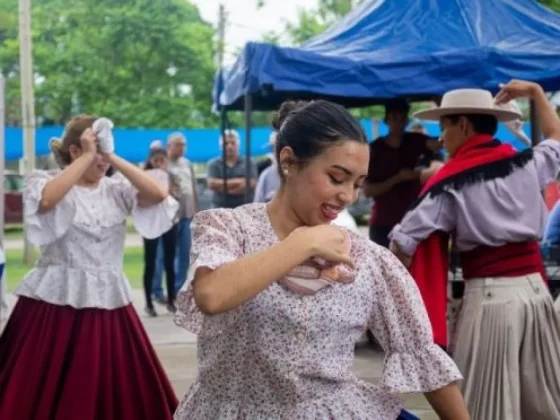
[450,274,560,420]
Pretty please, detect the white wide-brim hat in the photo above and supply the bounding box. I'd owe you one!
[414,89,522,122]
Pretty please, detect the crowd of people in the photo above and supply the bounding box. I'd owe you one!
[137,124,361,318]
[0,80,559,419]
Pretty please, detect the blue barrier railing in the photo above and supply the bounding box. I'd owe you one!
[4,120,531,163]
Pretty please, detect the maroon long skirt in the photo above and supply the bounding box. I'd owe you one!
[0,297,178,419]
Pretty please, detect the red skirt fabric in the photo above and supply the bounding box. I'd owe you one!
[0,297,178,419]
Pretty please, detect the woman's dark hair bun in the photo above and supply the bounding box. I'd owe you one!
[272,100,308,131]
[272,99,367,180]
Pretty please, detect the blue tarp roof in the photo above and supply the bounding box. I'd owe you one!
[216,0,560,110]
[5,120,531,162]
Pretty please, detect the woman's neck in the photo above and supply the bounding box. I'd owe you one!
[75,177,100,188]
[267,190,304,240]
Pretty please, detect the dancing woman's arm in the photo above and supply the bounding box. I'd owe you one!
[107,153,167,207]
[39,129,98,212]
[193,236,309,315]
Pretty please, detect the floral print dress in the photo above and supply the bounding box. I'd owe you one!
[174,203,462,419]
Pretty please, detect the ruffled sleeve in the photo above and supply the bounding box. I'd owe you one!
[367,245,462,393]
[107,172,179,239]
[174,209,244,337]
[24,170,76,246]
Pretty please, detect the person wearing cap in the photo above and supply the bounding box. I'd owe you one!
[389,80,560,419]
[363,99,442,248]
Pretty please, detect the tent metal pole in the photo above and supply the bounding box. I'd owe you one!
[244,93,253,204]
[0,76,5,248]
[0,76,4,315]
[220,108,228,198]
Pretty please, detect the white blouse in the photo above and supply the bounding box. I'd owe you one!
[15,170,179,310]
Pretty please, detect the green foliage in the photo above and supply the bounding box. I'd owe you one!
[538,0,560,12]
[280,0,363,46]
[0,0,218,128]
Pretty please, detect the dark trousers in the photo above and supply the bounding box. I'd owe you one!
[143,224,177,309]
[369,225,392,248]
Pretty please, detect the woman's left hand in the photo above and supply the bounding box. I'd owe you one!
[92,117,115,154]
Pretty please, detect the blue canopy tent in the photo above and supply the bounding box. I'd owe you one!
[217,0,560,110]
[214,0,560,200]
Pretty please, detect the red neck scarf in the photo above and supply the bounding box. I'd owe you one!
[409,134,517,348]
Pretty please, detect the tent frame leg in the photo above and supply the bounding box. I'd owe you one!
[244,93,253,204]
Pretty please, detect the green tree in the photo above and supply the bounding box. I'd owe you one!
[539,0,560,12]
[0,0,218,128]
[258,0,363,46]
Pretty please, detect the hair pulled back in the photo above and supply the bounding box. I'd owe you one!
[272,99,366,177]
[50,115,97,168]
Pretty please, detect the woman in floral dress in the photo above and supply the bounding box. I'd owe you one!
[0,116,179,419]
[174,101,469,419]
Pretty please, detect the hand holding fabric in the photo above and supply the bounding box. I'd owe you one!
[92,117,115,154]
[279,226,355,295]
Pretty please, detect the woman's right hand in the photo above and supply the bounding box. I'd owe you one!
[80,128,98,155]
[290,225,353,267]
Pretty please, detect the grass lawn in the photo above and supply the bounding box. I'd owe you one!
[5,246,145,292]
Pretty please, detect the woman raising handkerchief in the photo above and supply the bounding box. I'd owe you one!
[174,101,468,419]
[0,115,178,419]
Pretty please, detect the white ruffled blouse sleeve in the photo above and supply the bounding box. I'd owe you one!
[174,209,245,337]
[367,245,463,393]
[24,170,77,246]
[107,170,179,239]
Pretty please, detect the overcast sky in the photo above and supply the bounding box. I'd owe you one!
[192,0,318,65]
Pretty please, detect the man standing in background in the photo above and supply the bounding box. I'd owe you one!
[363,99,442,248]
[207,129,257,208]
[152,132,199,300]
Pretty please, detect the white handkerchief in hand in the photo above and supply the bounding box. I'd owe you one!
[92,117,115,153]
[494,99,531,146]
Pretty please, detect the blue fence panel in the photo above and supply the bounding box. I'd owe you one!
[3,120,532,163]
